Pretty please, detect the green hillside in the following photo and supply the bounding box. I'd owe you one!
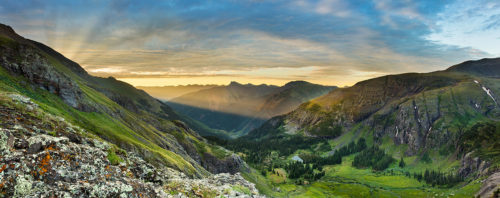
[220,58,500,197]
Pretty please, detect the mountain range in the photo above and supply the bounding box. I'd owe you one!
[230,57,500,197]
[166,81,335,137]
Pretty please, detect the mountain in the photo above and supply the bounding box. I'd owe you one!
[137,85,220,101]
[446,57,500,78]
[0,24,263,196]
[229,58,500,197]
[167,81,336,137]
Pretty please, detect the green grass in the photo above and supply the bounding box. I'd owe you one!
[232,185,251,195]
[268,168,287,183]
[250,150,481,198]
[107,149,124,165]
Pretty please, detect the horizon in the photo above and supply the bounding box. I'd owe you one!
[1,0,500,87]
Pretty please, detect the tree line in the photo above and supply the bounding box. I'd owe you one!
[412,169,463,187]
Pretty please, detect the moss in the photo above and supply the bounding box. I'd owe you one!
[232,185,251,195]
[48,131,57,137]
[107,149,124,165]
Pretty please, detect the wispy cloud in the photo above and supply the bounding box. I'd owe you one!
[427,0,500,56]
[0,0,495,86]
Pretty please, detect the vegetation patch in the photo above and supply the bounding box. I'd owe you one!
[107,148,124,165]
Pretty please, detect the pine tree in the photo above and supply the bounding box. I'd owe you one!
[399,156,406,168]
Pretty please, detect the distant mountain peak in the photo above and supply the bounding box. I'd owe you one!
[228,81,242,86]
[283,80,311,87]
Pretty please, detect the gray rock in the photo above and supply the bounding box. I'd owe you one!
[27,142,42,154]
[476,171,500,198]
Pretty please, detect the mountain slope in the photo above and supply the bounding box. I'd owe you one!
[237,58,500,197]
[0,23,245,178]
[167,81,335,136]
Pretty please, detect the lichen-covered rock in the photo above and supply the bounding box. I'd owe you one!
[0,93,264,197]
[164,173,262,198]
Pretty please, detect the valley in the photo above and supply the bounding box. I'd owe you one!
[202,58,500,197]
[0,4,499,196]
[163,81,335,137]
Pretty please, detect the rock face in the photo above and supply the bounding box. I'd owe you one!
[0,43,85,110]
[0,93,263,197]
[477,171,500,198]
[202,153,247,174]
[459,152,491,178]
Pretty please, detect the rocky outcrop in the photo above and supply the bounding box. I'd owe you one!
[458,152,491,178]
[0,40,87,110]
[477,171,500,198]
[202,153,247,174]
[0,93,263,197]
[165,173,261,198]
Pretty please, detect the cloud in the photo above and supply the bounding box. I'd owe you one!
[291,0,351,17]
[426,0,500,56]
[0,0,495,86]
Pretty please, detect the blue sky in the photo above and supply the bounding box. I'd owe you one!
[1,0,499,86]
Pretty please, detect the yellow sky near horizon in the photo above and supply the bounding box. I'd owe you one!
[90,66,388,87]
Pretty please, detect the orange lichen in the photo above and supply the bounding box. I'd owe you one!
[38,153,51,175]
[0,164,6,173]
[45,145,56,151]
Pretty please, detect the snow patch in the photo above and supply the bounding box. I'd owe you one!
[482,86,498,106]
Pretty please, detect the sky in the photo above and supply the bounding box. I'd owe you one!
[1,0,499,87]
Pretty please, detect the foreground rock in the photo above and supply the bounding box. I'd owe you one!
[0,93,263,197]
[477,171,500,198]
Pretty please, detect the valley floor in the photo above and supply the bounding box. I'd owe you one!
[244,156,482,197]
